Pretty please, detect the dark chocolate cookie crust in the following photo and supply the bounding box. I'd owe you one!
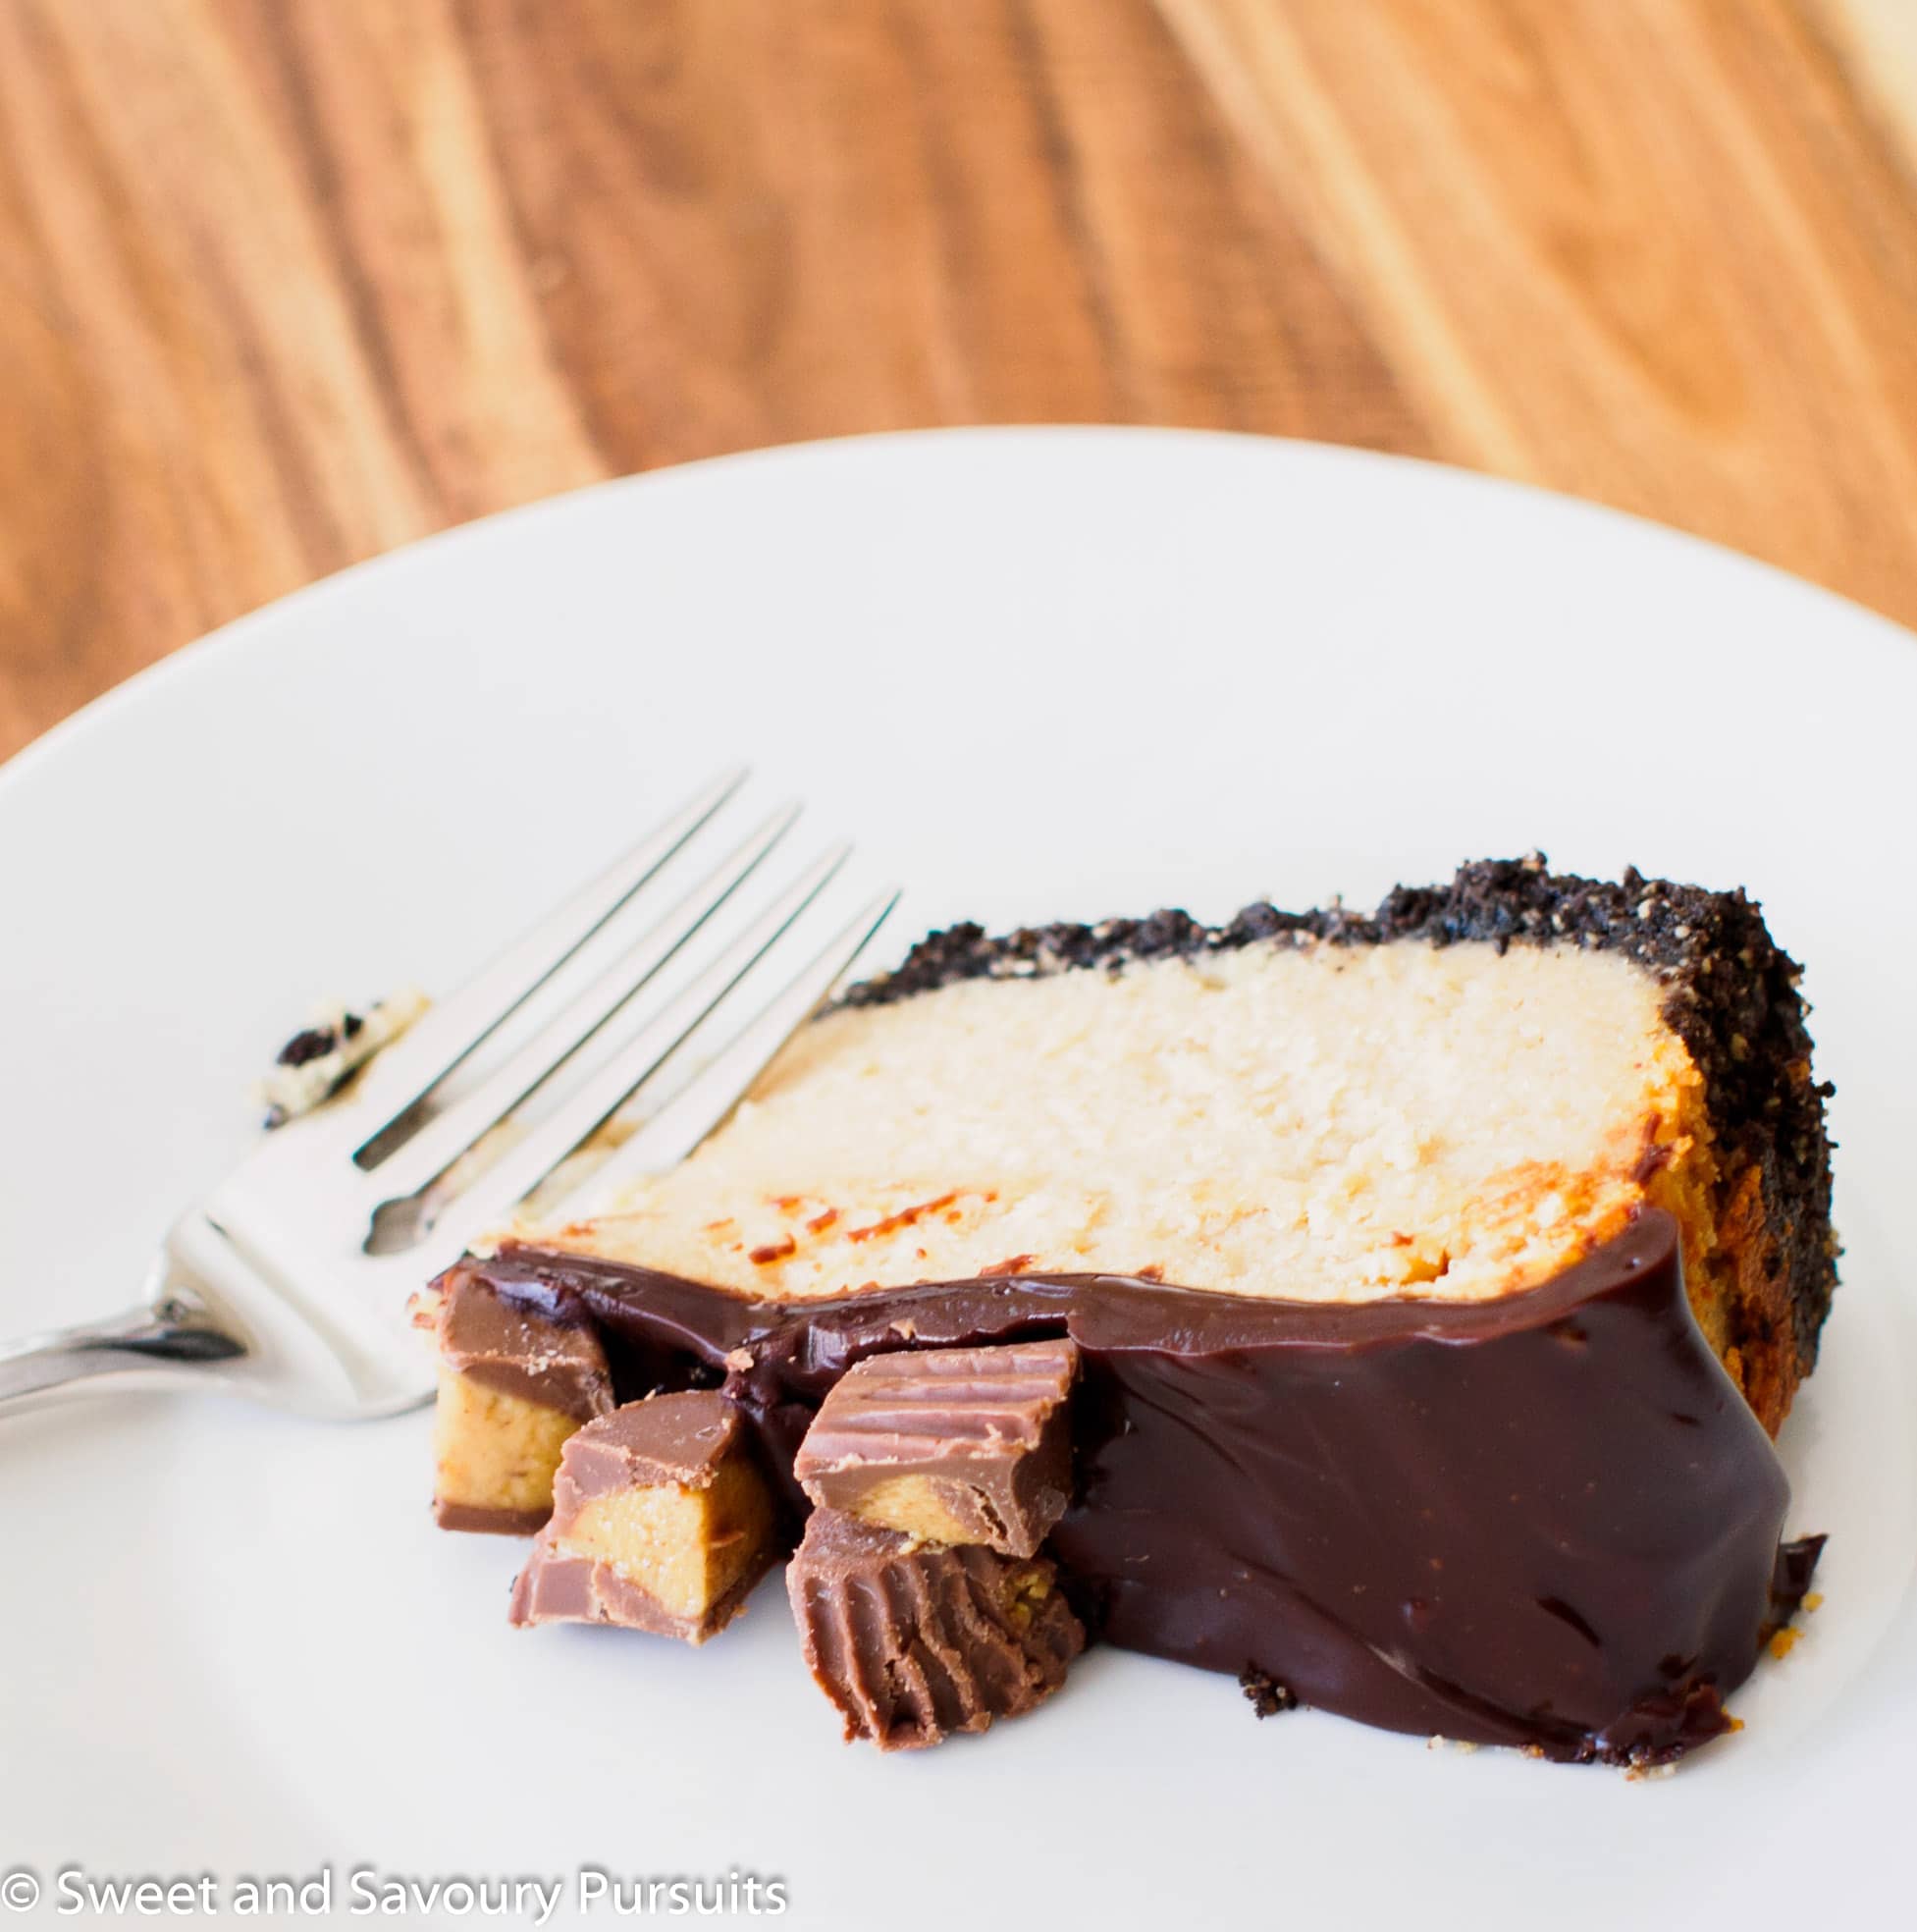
[842,856,1837,1411]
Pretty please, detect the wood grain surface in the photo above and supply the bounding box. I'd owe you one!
[3,0,1915,760]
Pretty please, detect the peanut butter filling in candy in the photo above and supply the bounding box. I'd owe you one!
[786,1508,1086,1749]
[432,1276,614,1533]
[509,1391,777,1644]
[793,1339,1078,1557]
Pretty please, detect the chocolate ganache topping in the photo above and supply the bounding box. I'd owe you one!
[440,1208,1820,1765]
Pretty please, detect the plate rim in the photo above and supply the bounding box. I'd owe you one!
[10,423,1916,803]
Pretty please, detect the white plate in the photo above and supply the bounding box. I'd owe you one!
[2,429,1912,1930]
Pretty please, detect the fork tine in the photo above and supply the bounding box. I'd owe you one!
[547,886,900,1223]
[420,846,853,1244]
[358,803,802,1206]
[348,767,747,1160]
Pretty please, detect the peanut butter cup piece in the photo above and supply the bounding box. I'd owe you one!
[432,1274,614,1533]
[792,1339,1078,1557]
[509,1391,776,1643]
[786,1507,1085,1749]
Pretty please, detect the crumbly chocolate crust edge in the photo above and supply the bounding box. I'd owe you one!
[841,856,1837,1393]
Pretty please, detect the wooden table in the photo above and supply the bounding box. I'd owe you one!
[4,0,1914,760]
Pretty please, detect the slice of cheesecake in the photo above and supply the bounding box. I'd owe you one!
[434,857,1836,1763]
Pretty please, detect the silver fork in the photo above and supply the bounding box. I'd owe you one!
[0,772,898,1421]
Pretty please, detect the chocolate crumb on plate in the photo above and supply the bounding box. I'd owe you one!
[1240,1666,1299,1719]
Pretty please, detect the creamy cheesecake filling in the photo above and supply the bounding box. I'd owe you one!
[506,936,1712,1310]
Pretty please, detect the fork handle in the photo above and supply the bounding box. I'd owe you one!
[0,1295,247,1416]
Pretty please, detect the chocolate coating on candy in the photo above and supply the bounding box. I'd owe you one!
[793,1340,1077,1556]
[435,1498,554,1536]
[787,1509,1085,1749]
[559,1389,749,1496]
[439,1273,612,1422]
[450,1207,1823,1763]
[509,1546,736,1637]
